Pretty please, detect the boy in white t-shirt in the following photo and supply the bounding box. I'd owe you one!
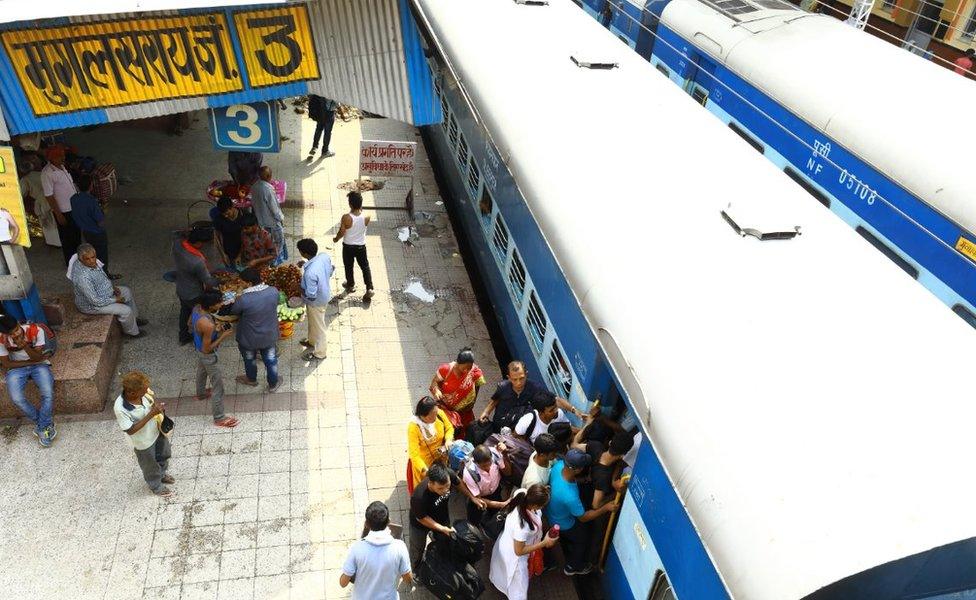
[514,392,570,443]
[0,315,56,447]
[521,432,560,488]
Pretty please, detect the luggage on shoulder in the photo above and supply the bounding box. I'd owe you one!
[418,538,485,600]
[485,432,533,483]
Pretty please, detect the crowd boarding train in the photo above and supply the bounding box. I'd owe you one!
[575,0,976,328]
[409,0,976,599]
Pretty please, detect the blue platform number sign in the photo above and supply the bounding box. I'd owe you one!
[209,101,280,153]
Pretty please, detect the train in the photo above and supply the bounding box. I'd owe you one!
[576,0,976,329]
[408,0,976,598]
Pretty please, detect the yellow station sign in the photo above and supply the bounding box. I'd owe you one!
[1,5,320,117]
[0,147,30,247]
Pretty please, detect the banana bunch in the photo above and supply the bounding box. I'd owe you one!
[277,303,305,322]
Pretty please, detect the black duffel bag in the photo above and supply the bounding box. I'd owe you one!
[465,419,494,446]
[439,520,486,564]
[418,540,485,600]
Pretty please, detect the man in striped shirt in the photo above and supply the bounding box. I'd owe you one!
[70,243,147,338]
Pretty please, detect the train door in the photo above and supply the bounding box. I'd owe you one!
[682,50,715,107]
[636,0,672,60]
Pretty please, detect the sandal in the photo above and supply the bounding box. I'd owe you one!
[299,338,313,348]
[235,375,258,387]
[161,474,176,484]
[155,487,175,498]
[214,416,240,428]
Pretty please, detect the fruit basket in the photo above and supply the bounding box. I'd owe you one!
[206,179,287,209]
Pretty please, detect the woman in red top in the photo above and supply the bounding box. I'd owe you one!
[429,347,486,438]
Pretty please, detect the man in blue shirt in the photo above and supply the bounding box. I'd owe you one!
[70,174,119,279]
[298,238,333,361]
[340,501,412,599]
[547,449,618,576]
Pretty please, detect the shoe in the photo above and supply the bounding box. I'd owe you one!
[125,330,148,339]
[160,474,175,484]
[301,350,323,361]
[108,273,123,281]
[342,281,356,292]
[268,381,282,393]
[306,149,316,161]
[362,290,374,303]
[299,338,313,348]
[235,375,259,387]
[45,424,57,442]
[214,416,240,428]
[136,318,149,327]
[37,428,52,448]
[154,487,175,498]
[563,564,593,577]
[323,150,335,158]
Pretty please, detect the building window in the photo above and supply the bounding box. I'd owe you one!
[491,216,510,263]
[546,343,573,398]
[526,291,547,353]
[508,250,527,303]
[468,158,481,194]
[479,189,494,228]
[457,133,469,168]
[966,8,976,38]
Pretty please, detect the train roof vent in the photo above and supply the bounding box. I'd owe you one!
[570,56,619,70]
[721,203,801,241]
[514,0,549,5]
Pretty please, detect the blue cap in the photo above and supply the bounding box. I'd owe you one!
[565,448,592,470]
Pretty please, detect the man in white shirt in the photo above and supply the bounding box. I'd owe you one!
[0,315,56,447]
[40,145,81,265]
[114,371,175,497]
[522,432,560,488]
[340,501,412,599]
[515,392,570,444]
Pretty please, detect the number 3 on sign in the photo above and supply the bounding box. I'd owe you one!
[226,105,261,145]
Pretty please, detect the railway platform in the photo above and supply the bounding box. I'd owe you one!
[0,105,580,599]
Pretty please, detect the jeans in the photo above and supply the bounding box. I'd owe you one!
[178,297,195,344]
[311,112,336,153]
[134,434,171,492]
[408,523,431,570]
[196,352,226,420]
[83,285,139,335]
[342,244,373,290]
[83,230,109,272]
[240,346,279,387]
[57,212,82,266]
[559,520,591,572]
[6,364,54,432]
[264,225,288,266]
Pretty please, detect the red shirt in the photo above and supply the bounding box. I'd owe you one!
[954,56,973,75]
[240,228,275,263]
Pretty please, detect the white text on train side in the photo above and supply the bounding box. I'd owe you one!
[839,169,879,205]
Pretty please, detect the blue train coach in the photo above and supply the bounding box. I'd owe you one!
[578,0,976,329]
[409,0,976,598]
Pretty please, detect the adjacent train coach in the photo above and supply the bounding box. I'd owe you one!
[410,0,976,598]
[578,0,976,327]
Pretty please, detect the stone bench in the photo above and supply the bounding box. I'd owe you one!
[0,296,121,418]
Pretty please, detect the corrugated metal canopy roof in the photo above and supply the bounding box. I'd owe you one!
[0,0,287,24]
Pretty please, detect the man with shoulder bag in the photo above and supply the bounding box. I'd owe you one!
[114,371,176,498]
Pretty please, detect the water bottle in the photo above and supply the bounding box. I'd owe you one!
[550,524,560,539]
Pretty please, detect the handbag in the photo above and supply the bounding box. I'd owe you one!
[528,548,545,577]
[147,388,175,438]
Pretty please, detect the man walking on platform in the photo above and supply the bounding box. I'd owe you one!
[298,238,333,361]
[251,166,287,265]
[334,191,374,302]
[307,95,338,160]
[340,501,413,599]
[41,145,80,266]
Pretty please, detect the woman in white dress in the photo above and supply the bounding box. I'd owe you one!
[489,485,557,600]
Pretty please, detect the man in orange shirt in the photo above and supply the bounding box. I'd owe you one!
[954,48,974,75]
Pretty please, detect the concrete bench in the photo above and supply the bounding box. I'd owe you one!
[0,296,121,418]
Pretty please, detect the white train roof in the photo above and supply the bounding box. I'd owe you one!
[662,0,976,235]
[417,0,976,598]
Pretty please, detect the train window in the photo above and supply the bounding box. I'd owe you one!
[457,133,469,169]
[440,97,450,130]
[855,226,920,280]
[691,86,708,106]
[491,215,510,263]
[728,122,764,153]
[783,167,831,208]
[508,250,527,304]
[952,304,976,330]
[448,114,459,148]
[526,291,548,353]
[655,63,670,77]
[468,158,481,194]
[649,571,676,600]
[546,342,573,398]
[479,190,494,228]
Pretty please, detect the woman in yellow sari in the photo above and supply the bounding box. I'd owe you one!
[407,396,454,493]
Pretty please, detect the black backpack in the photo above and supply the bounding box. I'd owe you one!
[448,520,486,564]
[466,419,493,446]
[419,538,485,600]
